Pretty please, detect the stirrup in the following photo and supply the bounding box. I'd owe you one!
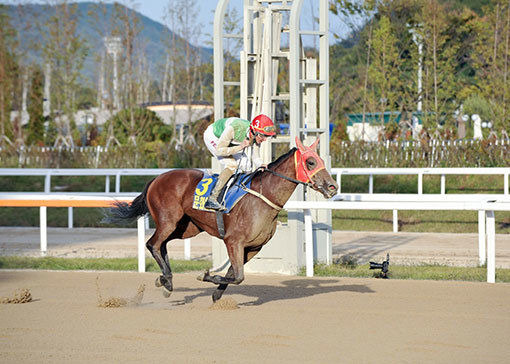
[205,197,225,211]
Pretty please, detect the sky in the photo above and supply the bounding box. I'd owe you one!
[5,0,354,48]
[134,0,352,47]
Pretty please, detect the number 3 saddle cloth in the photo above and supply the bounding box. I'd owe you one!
[192,172,254,213]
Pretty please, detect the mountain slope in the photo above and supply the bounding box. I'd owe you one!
[4,2,212,84]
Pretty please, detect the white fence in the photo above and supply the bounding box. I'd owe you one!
[331,167,509,195]
[2,168,510,283]
[285,197,510,283]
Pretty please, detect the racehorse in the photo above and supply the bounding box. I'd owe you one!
[104,137,338,302]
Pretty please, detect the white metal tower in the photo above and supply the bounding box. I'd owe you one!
[213,0,332,274]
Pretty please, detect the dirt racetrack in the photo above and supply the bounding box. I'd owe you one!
[1,270,509,363]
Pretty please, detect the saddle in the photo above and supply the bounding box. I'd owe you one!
[192,171,257,214]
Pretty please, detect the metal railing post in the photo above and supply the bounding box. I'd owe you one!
[486,210,495,283]
[68,207,73,229]
[393,209,398,232]
[478,210,486,266]
[184,238,191,260]
[304,209,314,277]
[137,216,145,273]
[40,206,47,255]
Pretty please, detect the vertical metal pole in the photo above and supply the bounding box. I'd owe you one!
[486,210,495,283]
[115,172,121,193]
[369,174,373,193]
[137,216,145,273]
[184,238,191,260]
[105,175,110,193]
[214,0,230,120]
[441,174,445,194]
[418,172,423,194]
[68,207,73,229]
[289,0,303,148]
[304,209,314,277]
[40,206,47,255]
[478,210,486,266]
[44,173,51,193]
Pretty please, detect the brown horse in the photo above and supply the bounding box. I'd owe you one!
[105,137,338,302]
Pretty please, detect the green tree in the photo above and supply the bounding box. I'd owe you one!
[42,0,88,147]
[367,15,402,123]
[163,0,204,149]
[472,0,510,135]
[415,0,460,132]
[102,108,170,145]
[26,65,45,145]
[0,5,16,146]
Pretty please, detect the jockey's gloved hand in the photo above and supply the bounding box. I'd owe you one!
[240,139,250,149]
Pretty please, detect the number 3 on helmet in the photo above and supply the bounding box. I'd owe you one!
[250,114,276,137]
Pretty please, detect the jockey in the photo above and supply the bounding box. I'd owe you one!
[203,114,276,210]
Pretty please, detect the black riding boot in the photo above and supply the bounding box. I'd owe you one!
[205,168,234,211]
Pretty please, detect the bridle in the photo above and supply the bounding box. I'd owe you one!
[242,139,326,211]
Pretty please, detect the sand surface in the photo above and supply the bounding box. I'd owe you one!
[1,270,509,363]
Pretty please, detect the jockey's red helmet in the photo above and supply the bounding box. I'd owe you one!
[250,114,276,137]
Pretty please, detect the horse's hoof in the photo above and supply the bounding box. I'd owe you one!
[162,286,172,298]
[196,270,209,282]
[196,272,206,281]
[155,276,163,287]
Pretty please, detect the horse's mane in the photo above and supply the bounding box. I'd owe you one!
[267,147,297,170]
[247,147,297,180]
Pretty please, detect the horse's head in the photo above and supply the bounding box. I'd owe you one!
[294,137,338,199]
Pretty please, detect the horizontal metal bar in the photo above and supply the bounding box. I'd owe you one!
[271,94,290,100]
[299,30,326,36]
[332,193,510,203]
[299,128,327,133]
[299,79,326,85]
[284,200,510,212]
[223,33,243,39]
[330,167,510,176]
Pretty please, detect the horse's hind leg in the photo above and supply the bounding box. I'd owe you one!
[146,229,174,297]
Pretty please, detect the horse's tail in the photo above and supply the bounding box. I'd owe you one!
[102,178,155,225]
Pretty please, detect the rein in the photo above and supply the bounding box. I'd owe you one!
[263,168,311,187]
[240,146,322,211]
[239,150,312,211]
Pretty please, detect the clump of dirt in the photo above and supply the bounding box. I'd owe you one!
[209,297,239,310]
[0,288,32,304]
[95,276,146,308]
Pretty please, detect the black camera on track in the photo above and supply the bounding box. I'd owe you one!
[369,253,390,279]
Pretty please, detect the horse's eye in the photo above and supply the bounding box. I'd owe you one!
[306,158,316,170]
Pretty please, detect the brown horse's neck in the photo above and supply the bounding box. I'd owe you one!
[255,148,299,208]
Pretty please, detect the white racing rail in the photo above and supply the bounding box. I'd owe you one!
[331,167,510,195]
[2,168,510,282]
[284,197,510,283]
[0,193,189,273]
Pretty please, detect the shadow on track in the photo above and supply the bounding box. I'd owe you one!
[171,278,374,306]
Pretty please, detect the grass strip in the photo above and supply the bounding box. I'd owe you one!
[309,263,510,283]
[2,257,510,283]
[0,256,211,273]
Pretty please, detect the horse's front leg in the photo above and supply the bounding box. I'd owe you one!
[197,241,244,289]
[211,266,234,302]
[209,247,263,302]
